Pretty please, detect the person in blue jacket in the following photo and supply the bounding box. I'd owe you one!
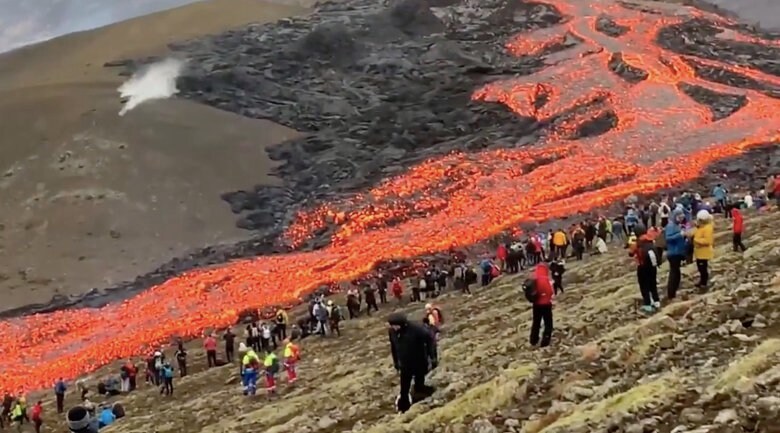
[664,209,687,299]
[97,407,116,429]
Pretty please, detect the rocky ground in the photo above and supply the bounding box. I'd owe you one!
[29,211,780,433]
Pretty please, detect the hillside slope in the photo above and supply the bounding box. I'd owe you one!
[0,0,308,313]
[39,211,780,433]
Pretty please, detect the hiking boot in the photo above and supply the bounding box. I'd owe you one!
[640,305,655,314]
[652,301,661,309]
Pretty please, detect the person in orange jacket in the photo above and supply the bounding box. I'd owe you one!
[731,207,747,252]
[283,338,301,384]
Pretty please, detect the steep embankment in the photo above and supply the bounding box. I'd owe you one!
[36,211,780,433]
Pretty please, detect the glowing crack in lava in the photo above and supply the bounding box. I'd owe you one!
[1,0,779,392]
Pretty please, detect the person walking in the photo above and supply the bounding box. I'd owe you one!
[224,329,236,363]
[525,263,554,348]
[30,401,43,433]
[387,313,436,413]
[731,207,747,252]
[175,343,188,377]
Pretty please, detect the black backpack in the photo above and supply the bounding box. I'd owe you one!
[523,278,538,303]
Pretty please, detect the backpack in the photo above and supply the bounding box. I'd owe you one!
[330,306,342,321]
[268,357,280,375]
[523,278,538,303]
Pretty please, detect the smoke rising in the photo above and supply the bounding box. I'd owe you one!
[118,58,185,116]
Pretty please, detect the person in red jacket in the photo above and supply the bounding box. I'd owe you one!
[391,277,404,304]
[204,334,218,368]
[496,243,508,271]
[30,401,43,433]
[529,263,554,347]
[731,208,747,252]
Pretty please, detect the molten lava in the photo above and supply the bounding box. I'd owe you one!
[1,0,779,392]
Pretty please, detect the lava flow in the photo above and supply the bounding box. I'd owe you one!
[2,0,780,392]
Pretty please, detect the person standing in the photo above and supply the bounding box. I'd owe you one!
[223,329,236,363]
[731,207,747,252]
[175,343,188,377]
[274,309,289,341]
[690,210,715,290]
[54,378,67,414]
[664,209,686,299]
[364,284,379,315]
[204,334,218,368]
[282,338,301,384]
[160,363,175,396]
[526,263,554,347]
[377,276,389,304]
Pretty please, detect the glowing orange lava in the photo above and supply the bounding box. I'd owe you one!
[1,0,779,392]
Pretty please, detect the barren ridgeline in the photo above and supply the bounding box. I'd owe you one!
[0,0,779,419]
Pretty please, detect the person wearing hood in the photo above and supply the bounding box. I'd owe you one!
[160,362,175,396]
[282,338,301,384]
[239,343,261,395]
[364,284,379,315]
[327,300,343,336]
[712,183,728,214]
[525,263,554,347]
[664,209,686,299]
[629,224,661,313]
[275,309,289,341]
[550,259,565,295]
[387,313,436,413]
[731,207,747,252]
[690,210,715,289]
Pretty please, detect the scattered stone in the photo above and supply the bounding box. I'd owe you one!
[756,396,780,413]
[681,407,705,424]
[714,408,738,424]
[470,418,498,433]
[317,416,337,429]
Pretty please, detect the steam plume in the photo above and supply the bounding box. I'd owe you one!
[118,58,185,116]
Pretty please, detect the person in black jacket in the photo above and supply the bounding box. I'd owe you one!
[387,313,436,413]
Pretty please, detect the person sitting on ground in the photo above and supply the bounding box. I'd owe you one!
[97,406,116,429]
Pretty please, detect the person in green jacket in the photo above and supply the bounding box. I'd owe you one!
[263,350,280,394]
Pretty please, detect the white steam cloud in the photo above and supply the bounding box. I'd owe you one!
[118,58,185,116]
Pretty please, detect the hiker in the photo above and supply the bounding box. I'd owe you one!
[283,339,301,384]
[612,217,625,243]
[479,258,493,286]
[648,201,660,228]
[690,210,715,290]
[175,342,188,377]
[160,362,174,396]
[424,303,443,332]
[506,243,521,273]
[263,350,280,394]
[712,183,728,215]
[658,199,671,228]
[30,401,43,433]
[260,323,274,351]
[275,308,289,341]
[97,406,116,429]
[593,236,608,255]
[54,378,67,414]
[224,328,236,363]
[552,228,568,260]
[496,243,508,271]
[524,263,554,347]
[391,277,404,304]
[10,399,24,430]
[239,343,261,396]
[364,284,379,315]
[597,217,608,242]
[731,207,747,252]
[247,322,261,353]
[550,259,565,295]
[387,313,436,413]
[584,221,596,250]
[347,287,361,318]
[145,353,157,385]
[313,302,329,336]
[435,268,448,294]
[571,225,585,260]
[630,224,661,313]
[421,317,440,371]
[204,333,218,368]
[377,276,389,304]
[327,300,342,336]
[664,209,686,299]
[625,208,639,235]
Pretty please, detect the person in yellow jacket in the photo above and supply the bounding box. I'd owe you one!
[552,229,568,260]
[274,309,289,340]
[690,210,714,289]
[263,350,280,393]
[10,399,25,428]
[283,339,301,384]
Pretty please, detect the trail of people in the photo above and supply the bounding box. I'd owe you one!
[1,0,779,393]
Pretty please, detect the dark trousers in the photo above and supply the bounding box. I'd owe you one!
[129,376,137,391]
[655,247,664,266]
[666,255,683,299]
[34,419,42,433]
[650,214,657,228]
[398,369,433,412]
[379,291,388,304]
[226,346,234,363]
[553,276,563,295]
[161,378,173,395]
[481,273,490,287]
[56,393,65,413]
[366,301,379,315]
[637,267,660,306]
[530,305,553,347]
[276,324,287,340]
[733,233,746,251]
[206,350,217,368]
[178,359,187,377]
[660,216,669,228]
[696,259,709,288]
